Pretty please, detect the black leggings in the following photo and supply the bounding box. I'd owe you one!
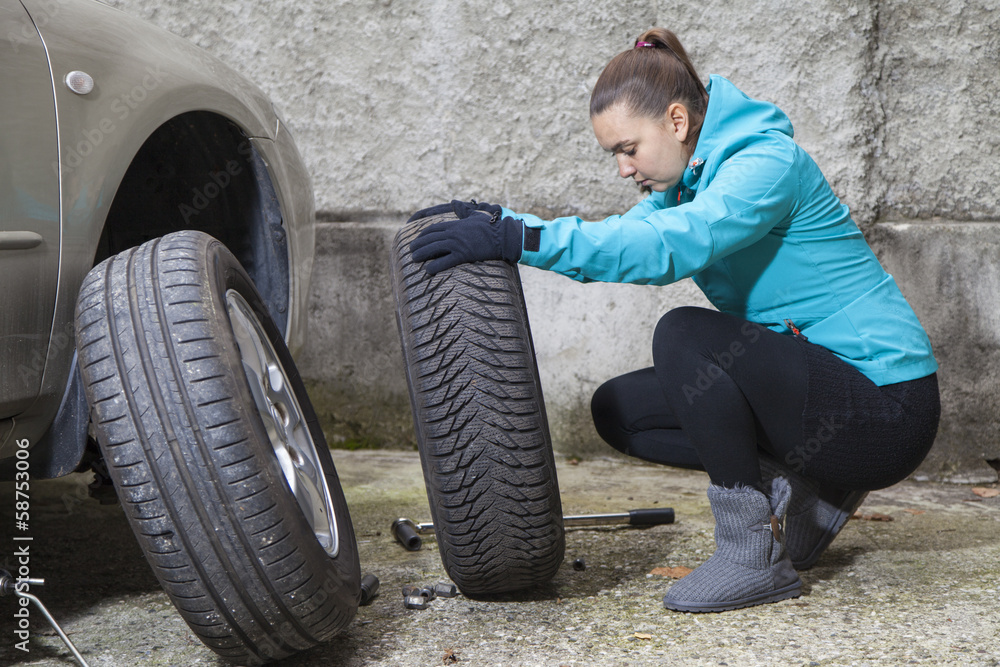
[591,307,940,491]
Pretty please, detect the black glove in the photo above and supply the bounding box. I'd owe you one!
[409,210,523,275]
[407,199,502,223]
[451,200,502,219]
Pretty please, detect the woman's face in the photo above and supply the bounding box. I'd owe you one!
[592,103,691,193]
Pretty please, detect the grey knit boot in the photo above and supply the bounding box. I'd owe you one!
[759,455,868,570]
[662,477,802,612]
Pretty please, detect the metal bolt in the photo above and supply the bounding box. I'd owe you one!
[418,586,436,601]
[401,584,420,597]
[404,595,428,610]
[433,581,458,598]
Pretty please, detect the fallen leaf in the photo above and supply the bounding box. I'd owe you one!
[903,509,926,515]
[649,566,693,579]
[634,632,653,640]
[972,487,1000,498]
[443,648,459,664]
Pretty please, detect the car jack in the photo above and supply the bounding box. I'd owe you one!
[1,569,90,667]
[391,507,675,551]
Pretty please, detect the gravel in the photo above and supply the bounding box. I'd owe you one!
[2,450,998,666]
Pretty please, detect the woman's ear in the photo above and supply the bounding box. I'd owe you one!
[665,103,690,143]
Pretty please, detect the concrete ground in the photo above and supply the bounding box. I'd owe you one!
[1,450,998,666]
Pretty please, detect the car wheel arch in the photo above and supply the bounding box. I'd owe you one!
[29,111,294,480]
[94,110,291,332]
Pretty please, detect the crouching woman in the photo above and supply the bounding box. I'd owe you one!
[408,27,940,612]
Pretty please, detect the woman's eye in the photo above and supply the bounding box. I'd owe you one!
[624,148,637,157]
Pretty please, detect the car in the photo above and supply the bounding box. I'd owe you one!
[1,0,359,663]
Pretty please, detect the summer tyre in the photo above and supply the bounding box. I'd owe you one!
[390,214,564,596]
[74,230,360,664]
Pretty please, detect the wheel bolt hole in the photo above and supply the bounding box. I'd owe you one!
[272,401,290,426]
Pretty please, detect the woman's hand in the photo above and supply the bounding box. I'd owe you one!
[407,199,503,223]
[410,211,523,275]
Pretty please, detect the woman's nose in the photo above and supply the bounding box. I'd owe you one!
[617,156,636,179]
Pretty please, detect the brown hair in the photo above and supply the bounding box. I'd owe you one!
[590,28,709,151]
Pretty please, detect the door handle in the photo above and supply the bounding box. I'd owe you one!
[0,231,44,250]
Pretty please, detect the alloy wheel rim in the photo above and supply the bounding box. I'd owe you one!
[226,289,339,557]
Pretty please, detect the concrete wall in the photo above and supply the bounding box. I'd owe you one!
[109,0,1000,482]
[870,222,1000,484]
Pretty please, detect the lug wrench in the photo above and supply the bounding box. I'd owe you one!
[391,507,675,551]
[1,569,90,667]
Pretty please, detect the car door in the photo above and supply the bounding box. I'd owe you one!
[0,1,60,420]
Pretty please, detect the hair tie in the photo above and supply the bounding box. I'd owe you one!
[635,41,656,48]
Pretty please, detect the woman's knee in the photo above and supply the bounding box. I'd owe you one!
[652,306,724,366]
[591,378,625,450]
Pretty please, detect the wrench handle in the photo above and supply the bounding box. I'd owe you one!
[561,508,675,527]
[626,508,675,526]
[404,507,676,540]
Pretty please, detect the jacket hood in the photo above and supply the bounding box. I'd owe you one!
[682,75,793,189]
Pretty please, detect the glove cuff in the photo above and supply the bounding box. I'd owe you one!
[497,216,524,264]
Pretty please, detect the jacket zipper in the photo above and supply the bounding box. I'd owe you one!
[784,318,808,342]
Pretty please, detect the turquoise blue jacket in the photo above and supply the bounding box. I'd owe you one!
[508,75,937,386]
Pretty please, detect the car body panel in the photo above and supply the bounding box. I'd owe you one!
[0,0,316,464]
[0,1,60,422]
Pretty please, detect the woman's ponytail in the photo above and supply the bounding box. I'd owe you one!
[591,28,709,149]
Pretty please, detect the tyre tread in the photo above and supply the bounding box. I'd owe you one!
[391,217,564,595]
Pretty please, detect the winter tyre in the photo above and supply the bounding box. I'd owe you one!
[390,214,564,596]
[74,230,360,664]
